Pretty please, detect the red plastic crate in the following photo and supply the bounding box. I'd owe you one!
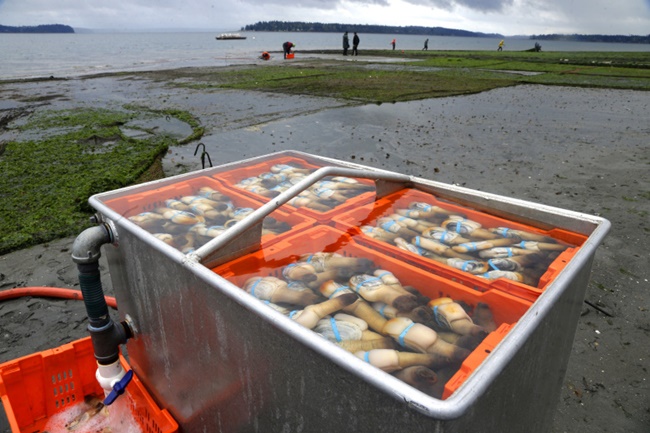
[0,337,177,433]
[102,176,316,251]
[331,188,587,302]
[212,155,376,222]
[212,225,532,398]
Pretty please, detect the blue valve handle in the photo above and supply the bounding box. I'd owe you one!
[103,369,134,406]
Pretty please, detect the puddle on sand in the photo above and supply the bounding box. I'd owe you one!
[124,116,194,140]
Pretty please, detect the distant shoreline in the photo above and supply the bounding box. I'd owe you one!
[240,20,650,44]
[0,24,74,33]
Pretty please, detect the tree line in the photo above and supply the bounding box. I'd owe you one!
[242,21,502,38]
[0,24,75,33]
[530,33,650,44]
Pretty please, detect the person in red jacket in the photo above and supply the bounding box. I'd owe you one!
[282,41,295,59]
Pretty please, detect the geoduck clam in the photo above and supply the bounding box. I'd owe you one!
[244,276,323,306]
[320,280,388,333]
[441,216,499,240]
[348,273,420,313]
[393,366,445,399]
[427,297,488,338]
[289,293,358,329]
[354,348,456,373]
[382,317,471,362]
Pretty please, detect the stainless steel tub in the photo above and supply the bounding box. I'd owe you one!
[90,150,610,432]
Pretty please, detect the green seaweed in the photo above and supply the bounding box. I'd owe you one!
[0,107,203,254]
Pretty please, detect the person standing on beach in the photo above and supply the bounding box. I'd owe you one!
[391,38,396,50]
[283,41,295,59]
[352,32,360,56]
[343,32,350,56]
[497,39,504,51]
[423,38,429,50]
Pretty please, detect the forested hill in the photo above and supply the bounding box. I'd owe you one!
[530,33,650,44]
[242,21,502,38]
[0,24,75,33]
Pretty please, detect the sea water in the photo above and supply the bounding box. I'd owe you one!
[1,30,649,80]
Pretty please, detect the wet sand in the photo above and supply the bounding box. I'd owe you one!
[1,69,649,432]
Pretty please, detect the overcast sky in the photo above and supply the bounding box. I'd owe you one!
[1,0,649,36]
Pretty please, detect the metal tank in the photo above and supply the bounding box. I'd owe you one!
[88,150,610,432]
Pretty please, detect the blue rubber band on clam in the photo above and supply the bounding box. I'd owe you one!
[378,304,387,318]
[364,351,370,363]
[354,276,380,292]
[305,255,314,264]
[440,232,447,243]
[433,305,445,328]
[315,188,332,197]
[330,317,342,342]
[455,221,462,233]
[398,322,416,348]
[234,208,254,216]
[519,241,527,248]
[331,286,351,297]
[248,278,262,298]
[461,261,470,272]
[375,271,390,280]
[289,310,298,319]
[506,248,513,257]
[488,259,500,271]
[415,236,421,247]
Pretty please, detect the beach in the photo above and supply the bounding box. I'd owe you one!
[1,66,648,432]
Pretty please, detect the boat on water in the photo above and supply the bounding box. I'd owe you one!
[216,33,246,40]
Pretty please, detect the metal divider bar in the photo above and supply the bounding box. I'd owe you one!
[190,166,412,269]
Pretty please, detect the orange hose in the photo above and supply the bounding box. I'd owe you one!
[0,286,117,309]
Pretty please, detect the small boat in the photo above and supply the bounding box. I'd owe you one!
[216,33,246,40]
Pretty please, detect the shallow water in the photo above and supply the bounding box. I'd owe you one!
[3,31,649,80]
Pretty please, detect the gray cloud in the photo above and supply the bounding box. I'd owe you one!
[0,0,648,34]
[401,0,514,12]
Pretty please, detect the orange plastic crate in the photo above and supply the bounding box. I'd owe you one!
[0,337,177,433]
[212,155,376,222]
[332,188,587,301]
[212,225,531,398]
[103,176,316,251]
[442,323,514,399]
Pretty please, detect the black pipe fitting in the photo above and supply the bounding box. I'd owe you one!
[72,222,130,366]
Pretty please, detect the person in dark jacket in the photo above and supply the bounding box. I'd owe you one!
[282,41,295,59]
[342,32,350,56]
[352,32,360,56]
